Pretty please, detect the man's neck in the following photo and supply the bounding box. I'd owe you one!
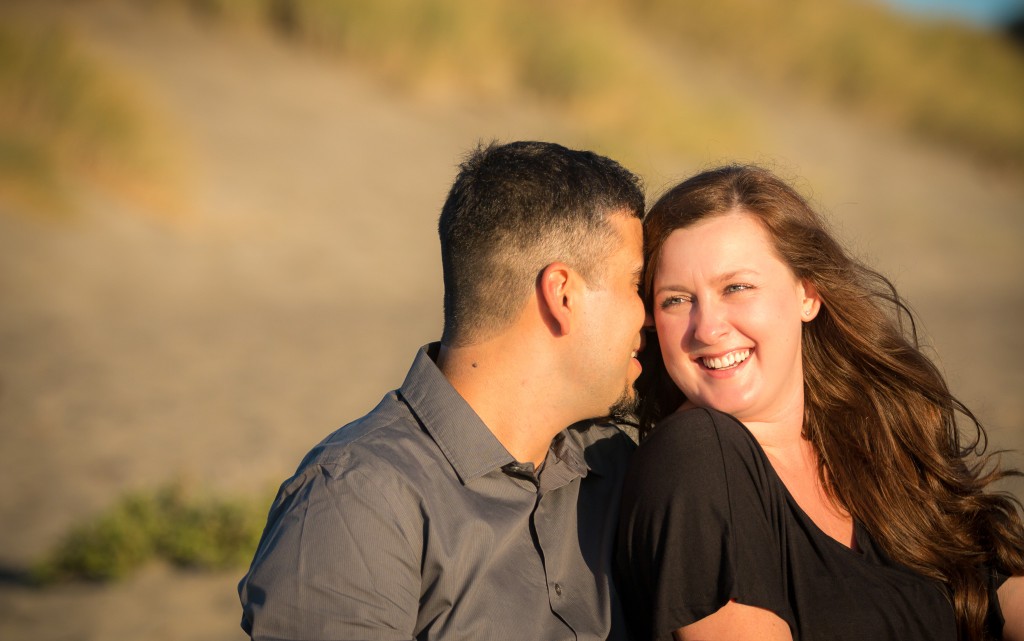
[437,339,568,467]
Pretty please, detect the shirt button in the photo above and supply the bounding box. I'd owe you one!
[554,583,563,596]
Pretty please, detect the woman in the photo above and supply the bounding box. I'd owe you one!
[615,165,1024,641]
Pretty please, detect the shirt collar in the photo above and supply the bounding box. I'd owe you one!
[398,343,600,485]
[550,430,591,478]
[399,344,515,484]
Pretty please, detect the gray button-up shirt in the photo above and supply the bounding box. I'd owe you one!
[239,344,635,640]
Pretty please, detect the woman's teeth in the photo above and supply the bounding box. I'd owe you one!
[701,349,751,370]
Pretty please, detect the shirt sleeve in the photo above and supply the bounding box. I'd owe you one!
[615,408,793,641]
[238,452,421,641]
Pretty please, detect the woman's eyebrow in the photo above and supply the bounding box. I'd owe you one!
[714,269,759,283]
[653,283,690,296]
[655,269,759,294]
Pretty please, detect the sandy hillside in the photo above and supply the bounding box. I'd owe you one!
[0,3,1021,639]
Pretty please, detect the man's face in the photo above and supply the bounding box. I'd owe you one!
[576,212,646,419]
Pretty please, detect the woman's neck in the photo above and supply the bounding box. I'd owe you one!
[757,422,858,550]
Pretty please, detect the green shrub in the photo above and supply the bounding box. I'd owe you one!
[34,482,271,583]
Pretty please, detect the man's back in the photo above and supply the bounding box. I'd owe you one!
[239,345,635,640]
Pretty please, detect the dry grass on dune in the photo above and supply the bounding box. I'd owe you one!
[151,0,1024,169]
[6,0,1021,217]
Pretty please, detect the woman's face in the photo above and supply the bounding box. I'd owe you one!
[651,210,819,426]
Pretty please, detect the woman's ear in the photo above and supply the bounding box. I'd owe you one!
[800,279,822,322]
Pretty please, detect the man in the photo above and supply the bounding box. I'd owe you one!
[238,141,646,640]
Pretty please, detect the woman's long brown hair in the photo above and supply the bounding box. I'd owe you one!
[637,165,1024,641]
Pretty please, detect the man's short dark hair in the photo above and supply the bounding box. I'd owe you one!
[438,140,644,347]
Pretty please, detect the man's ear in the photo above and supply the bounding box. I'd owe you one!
[538,262,578,337]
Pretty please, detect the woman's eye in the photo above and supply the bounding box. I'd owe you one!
[659,295,691,309]
[725,284,752,294]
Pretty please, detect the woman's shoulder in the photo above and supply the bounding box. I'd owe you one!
[629,407,771,497]
[640,407,762,464]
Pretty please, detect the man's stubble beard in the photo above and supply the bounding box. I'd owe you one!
[607,383,639,423]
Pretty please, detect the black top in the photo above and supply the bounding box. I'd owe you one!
[239,344,635,641]
[615,407,961,641]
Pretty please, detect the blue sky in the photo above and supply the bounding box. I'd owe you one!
[878,0,1023,26]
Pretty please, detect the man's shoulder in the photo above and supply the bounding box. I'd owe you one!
[567,419,637,448]
[566,419,637,479]
[296,389,439,477]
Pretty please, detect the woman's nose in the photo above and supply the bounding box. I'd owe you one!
[691,301,729,345]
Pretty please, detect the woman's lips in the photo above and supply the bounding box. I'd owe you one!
[697,348,751,371]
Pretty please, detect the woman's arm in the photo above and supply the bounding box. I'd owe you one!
[674,600,793,641]
[1000,575,1024,641]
